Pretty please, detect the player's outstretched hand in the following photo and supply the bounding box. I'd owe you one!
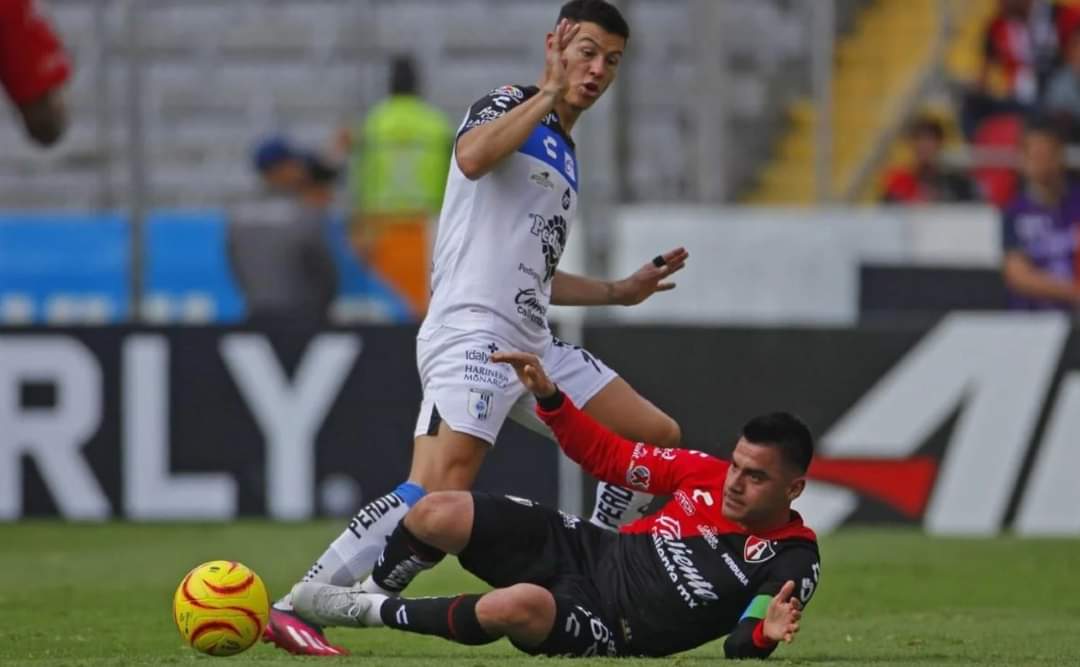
[611,247,689,306]
[763,580,803,644]
[490,351,557,399]
[541,18,580,98]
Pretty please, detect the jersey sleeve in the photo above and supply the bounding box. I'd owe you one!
[535,390,723,495]
[456,85,531,138]
[723,546,821,660]
[0,0,71,106]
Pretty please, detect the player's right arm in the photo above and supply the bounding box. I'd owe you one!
[455,19,579,179]
[491,351,723,494]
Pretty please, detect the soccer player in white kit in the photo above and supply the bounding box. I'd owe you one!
[264,1,689,655]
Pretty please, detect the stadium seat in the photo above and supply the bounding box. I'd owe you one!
[0,212,129,324]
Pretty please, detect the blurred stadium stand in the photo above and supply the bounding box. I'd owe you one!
[1,0,838,208]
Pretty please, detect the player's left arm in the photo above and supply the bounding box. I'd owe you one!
[550,247,688,306]
[491,350,721,492]
[724,550,821,659]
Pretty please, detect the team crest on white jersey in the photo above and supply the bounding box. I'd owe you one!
[467,388,493,421]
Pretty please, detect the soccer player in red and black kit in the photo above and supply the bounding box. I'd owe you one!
[290,351,820,659]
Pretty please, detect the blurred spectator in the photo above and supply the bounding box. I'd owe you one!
[962,0,1079,138]
[0,0,70,146]
[1043,26,1080,141]
[1000,122,1080,311]
[227,136,340,324]
[881,116,978,204]
[345,55,453,318]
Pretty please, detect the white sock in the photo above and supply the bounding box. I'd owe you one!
[274,483,425,610]
[359,573,396,597]
[361,593,388,627]
[589,482,654,531]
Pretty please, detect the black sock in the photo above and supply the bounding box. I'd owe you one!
[370,523,446,593]
[381,595,496,645]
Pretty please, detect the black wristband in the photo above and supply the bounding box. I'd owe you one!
[536,387,565,411]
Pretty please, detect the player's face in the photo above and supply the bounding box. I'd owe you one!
[722,439,804,528]
[559,22,625,110]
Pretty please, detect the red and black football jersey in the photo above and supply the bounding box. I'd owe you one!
[537,395,821,657]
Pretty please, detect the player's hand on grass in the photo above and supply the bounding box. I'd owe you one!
[763,580,803,644]
[610,247,689,306]
[541,18,580,99]
[490,351,557,399]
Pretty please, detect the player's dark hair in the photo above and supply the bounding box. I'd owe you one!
[741,412,814,474]
[558,0,630,41]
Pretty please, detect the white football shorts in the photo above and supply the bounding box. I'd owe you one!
[413,324,618,445]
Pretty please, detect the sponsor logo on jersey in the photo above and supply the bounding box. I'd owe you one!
[528,213,568,282]
[655,447,678,461]
[627,464,651,490]
[505,495,536,507]
[698,524,720,550]
[674,490,696,516]
[514,287,547,329]
[463,362,510,389]
[496,85,525,100]
[722,552,750,586]
[743,536,777,563]
[530,171,556,190]
[562,187,572,210]
[652,515,721,606]
[517,263,550,295]
[467,388,493,421]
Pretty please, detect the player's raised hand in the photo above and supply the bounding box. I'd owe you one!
[763,580,803,644]
[610,247,689,306]
[541,18,580,98]
[490,351,557,399]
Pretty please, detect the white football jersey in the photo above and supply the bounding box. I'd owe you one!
[420,84,579,354]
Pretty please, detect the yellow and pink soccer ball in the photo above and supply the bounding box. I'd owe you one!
[172,560,270,657]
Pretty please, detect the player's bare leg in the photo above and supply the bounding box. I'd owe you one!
[582,376,681,530]
[406,423,491,492]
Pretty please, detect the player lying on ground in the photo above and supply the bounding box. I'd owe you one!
[291,352,821,659]
[265,1,690,656]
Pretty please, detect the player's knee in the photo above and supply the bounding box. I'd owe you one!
[475,585,554,637]
[404,492,469,539]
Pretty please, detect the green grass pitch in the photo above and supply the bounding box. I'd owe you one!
[1,521,1077,665]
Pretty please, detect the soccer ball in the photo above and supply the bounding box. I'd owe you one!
[173,560,270,657]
